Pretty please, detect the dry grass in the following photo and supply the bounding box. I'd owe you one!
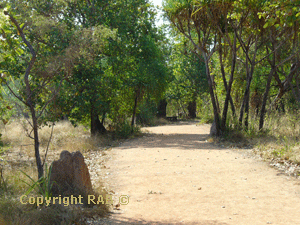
[150,117,170,126]
[0,119,113,225]
[1,119,113,164]
[249,113,300,164]
[1,119,111,150]
[216,112,300,176]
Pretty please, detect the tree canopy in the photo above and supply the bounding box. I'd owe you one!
[1,0,300,179]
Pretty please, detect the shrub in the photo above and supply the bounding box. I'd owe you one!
[115,121,141,139]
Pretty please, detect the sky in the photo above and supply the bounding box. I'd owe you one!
[150,0,164,26]
[151,0,162,7]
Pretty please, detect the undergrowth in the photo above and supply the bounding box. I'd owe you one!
[215,112,300,167]
[0,119,119,225]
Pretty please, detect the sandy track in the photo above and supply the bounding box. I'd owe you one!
[95,122,300,225]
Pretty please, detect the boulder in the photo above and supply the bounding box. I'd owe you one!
[50,150,93,202]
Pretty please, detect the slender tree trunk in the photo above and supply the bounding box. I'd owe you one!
[203,54,221,136]
[211,74,221,114]
[26,66,43,179]
[30,107,43,179]
[239,57,256,129]
[131,90,139,127]
[220,35,237,128]
[23,41,43,179]
[239,73,252,128]
[244,87,251,129]
[259,68,275,130]
[239,58,250,126]
[131,95,138,127]
[259,39,276,130]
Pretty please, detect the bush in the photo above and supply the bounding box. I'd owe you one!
[115,121,140,139]
[136,100,157,126]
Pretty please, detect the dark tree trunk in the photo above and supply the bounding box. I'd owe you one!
[203,54,222,136]
[239,60,249,127]
[90,100,106,136]
[239,56,256,129]
[187,100,197,118]
[131,93,139,127]
[259,68,274,130]
[259,40,276,130]
[234,29,259,130]
[244,89,251,129]
[157,98,167,118]
[60,115,68,120]
[220,34,237,129]
[31,107,43,180]
[21,33,44,179]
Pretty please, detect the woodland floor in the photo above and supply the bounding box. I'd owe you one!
[87,121,300,225]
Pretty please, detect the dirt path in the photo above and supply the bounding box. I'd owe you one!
[94,122,300,225]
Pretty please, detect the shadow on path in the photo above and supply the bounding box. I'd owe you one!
[118,133,223,151]
[96,215,229,225]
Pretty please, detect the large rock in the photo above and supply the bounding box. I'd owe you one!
[50,150,93,202]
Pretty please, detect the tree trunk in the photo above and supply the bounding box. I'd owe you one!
[131,89,139,127]
[22,40,43,179]
[259,40,276,130]
[90,100,106,136]
[239,58,255,129]
[244,88,250,129]
[31,107,43,180]
[203,54,221,136]
[220,34,237,128]
[187,100,196,118]
[259,68,275,130]
[157,98,167,118]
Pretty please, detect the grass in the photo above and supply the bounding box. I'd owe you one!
[214,111,300,176]
[143,117,170,126]
[0,119,116,225]
[1,119,114,164]
[252,113,300,165]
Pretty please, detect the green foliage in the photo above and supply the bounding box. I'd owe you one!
[42,0,171,134]
[115,121,141,139]
[166,34,207,116]
[136,98,158,125]
[20,163,53,199]
[198,96,214,124]
[164,0,300,136]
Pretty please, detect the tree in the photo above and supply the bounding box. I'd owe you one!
[164,0,231,135]
[164,0,300,135]
[106,0,170,130]
[166,35,207,118]
[0,0,114,178]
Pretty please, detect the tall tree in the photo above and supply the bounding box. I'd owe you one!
[0,0,114,178]
[164,0,232,135]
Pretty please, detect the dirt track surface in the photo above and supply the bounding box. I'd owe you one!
[93,121,300,225]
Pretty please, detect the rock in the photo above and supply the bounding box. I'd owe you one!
[72,151,93,196]
[50,150,93,203]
